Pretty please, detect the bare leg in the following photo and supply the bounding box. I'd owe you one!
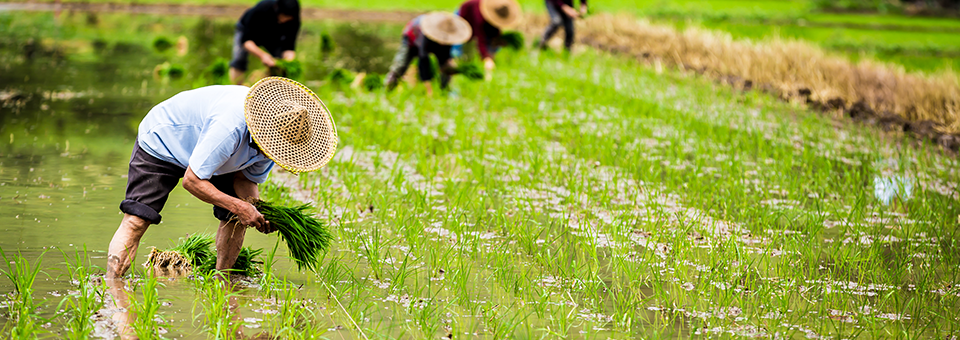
[215,219,246,273]
[106,214,150,279]
[229,67,245,85]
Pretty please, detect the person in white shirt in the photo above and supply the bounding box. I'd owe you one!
[105,77,338,279]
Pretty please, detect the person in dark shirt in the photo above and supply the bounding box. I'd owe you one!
[384,12,472,96]
[455,0,521,78]
[229,0,302,84]
[538,0,587,51]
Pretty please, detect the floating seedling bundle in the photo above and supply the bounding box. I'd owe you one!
[252,200,332,272]
[145,234,214,270]
[144,234,263,276]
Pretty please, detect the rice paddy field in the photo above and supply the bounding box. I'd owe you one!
[2,3,960,340]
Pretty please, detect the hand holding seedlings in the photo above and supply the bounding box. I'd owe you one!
[236,201,267,230]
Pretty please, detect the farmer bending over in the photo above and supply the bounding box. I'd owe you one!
[537,0,587,51]
[453,0,522,78]
[229,0,301,84]
[384,12,473,95]
[105,77,338,279]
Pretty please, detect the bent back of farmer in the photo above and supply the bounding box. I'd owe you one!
[230,0,301,84]
[384,12,472,95]
[107,78,337,280]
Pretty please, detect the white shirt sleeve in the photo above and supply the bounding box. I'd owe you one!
[242,158,275,183]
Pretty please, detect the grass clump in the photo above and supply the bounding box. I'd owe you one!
[253,200,333,272]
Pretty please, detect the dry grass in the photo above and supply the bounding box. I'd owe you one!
[521,14,960,135]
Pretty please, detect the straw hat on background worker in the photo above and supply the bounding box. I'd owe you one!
[479,0,522,29]
[420,11,473,45]
[245,77,338,174]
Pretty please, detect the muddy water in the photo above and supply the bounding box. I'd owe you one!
[0,10,398,338]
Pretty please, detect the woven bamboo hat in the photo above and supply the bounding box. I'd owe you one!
[245,77,338,174]
[479,0,522,29]
[420,12,472,46]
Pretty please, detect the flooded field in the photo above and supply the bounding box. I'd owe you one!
[2,9,960,340]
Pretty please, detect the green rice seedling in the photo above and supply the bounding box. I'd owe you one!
[196,246,264,277]
[192,272,242,339]
[257,240,282,294]
[456,62,484,81]
[152,36,173,52]
[57,247,104,340]
[0,248,47,339]
[253,200,333,272]
[499,31,524,50]
[362,73,384,91]
[130,271,166,339]
[270,59,304,80]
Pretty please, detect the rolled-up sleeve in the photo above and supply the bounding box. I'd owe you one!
[242,158,274,183]
[188,127,242,180]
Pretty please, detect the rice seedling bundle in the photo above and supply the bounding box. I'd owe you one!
[196,247,263,277]
[320,32,336,54]
[145,234,214,270]
[254,200,332,272]
[457,62,484,81]
[362,73,384,91]
[152,36,173,53]
[500,31,524,50]
[205,58,230,85]
[328,68,355,86]
[145,234,263,276]
[270,60,304,81]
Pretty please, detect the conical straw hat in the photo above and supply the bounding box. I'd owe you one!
[479,0,522,29]
[420,12,472,46]
[245,77,338,174]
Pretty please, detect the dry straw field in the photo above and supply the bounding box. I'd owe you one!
[520,13,960,151]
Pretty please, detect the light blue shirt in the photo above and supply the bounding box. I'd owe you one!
[137,85,274,183]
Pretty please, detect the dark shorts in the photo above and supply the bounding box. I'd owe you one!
[120,142,239,224]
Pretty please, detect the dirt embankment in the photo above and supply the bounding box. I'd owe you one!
[4,2,959,153]
[0,2,418,23]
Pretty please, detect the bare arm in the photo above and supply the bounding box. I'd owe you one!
[182,166,266,229]
[243,40,276,67]
[232,172,275,234]
[282,50,296,61]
